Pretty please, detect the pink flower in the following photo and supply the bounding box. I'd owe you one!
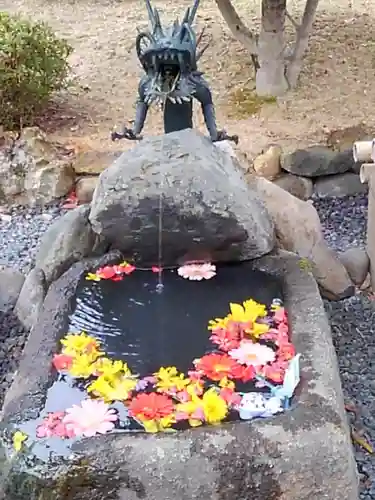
[62,399,118,437]
[36,411,74,439]
[229,341,276,367]
[177,263,216,281]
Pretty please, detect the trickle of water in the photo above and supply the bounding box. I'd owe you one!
[156,176,164,292]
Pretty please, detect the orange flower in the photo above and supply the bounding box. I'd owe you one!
[128,393,174,421]
[194,353,238,381]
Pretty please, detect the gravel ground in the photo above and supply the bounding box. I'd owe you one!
[0,202,66,274]
[0,193,374,498]
[312,193,375,499]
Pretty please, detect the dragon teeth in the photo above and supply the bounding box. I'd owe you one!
[176,97,182,104]
[181,96,191,102]
[168,96,176,104]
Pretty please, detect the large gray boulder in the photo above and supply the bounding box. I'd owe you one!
[89,130,275,265]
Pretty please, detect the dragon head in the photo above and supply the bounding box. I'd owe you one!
[136,0,207,105]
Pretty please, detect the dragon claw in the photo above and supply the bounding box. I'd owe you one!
[111,127,142,142]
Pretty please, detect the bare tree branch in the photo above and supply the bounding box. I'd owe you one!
[214,0,259,55]
[285,0,320,87]
[285,10,300,30]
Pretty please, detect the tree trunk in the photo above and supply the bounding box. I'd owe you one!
[285,0,320,88]
[256,0,288,96]
[214,0,258,55]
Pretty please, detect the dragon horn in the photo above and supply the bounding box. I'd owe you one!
[144,0,155,27]
[188,0,200,24]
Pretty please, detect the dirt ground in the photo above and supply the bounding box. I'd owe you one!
[3,0,375,160]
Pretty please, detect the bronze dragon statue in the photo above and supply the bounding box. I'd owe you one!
[112,0,238,144]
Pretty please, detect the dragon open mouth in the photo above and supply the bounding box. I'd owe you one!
[143,50,194,105]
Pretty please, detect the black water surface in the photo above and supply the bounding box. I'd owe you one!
[69,263,284,376]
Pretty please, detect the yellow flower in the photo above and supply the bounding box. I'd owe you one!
[155,366,191,393]
[93,357,128,378]
[142,415,176,433]
[87,374,138,403]
[208,299,269,338]
[218,377,235,389]
[175,399,203,428]
[13,431,28,452]
[249,322,270,338]
[201,388,228,425]
[85,272,101,281]
[61,332,102,358]
[69,353,98,378]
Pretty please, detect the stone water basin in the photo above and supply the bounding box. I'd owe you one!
[0,252,358,500]
[5,262,285,460]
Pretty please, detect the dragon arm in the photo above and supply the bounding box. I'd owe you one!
[192,74,239,144]
[112,77,150,141]
[192,75,219,141]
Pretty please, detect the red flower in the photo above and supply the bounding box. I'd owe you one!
[194,353,239,381]
[261,360,289,383]
[128,393,174,420]
[231,363,256,382]
[278,343,295,361]
[274,307,287,324]
[152,266,162,273]
[210,325,240,352]
[220,387,242,406]
[52,354,73,372]
[118,262,136,275]
[96,266,116,280]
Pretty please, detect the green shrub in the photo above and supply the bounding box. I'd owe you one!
[0,12,73,129]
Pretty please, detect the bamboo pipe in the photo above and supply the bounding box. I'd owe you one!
[353,140,374,163]
[360,163,375,184]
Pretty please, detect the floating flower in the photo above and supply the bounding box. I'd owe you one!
[86,272,101,281]
[154,366,191,395]
[12,431,28,452]
[128,393,175,433]
[208,300,269,338]
[92,358,128,378]
[273,306,287,324]
[201,388,228,424]
[52,353,73,372]
[177,263,216,281]
[36,412,74,439]
[69,353,98,379]
[209,323,241,352]
[61,332,102,358]
[87,374,138,403]
[151,266,162,273]
[238,392,283,420]
[219,386,242,406]
[278,343,295,361]
[261,360,289,384]
[63,399,118,437]
[118,261,136,275]
[194,353,238,381]
[229,341,276,367]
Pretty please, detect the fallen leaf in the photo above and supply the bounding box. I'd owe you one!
[351,427,374,454]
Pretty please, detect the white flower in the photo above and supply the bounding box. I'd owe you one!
[238,392,283,420]
[229,341,276,367]
[177,263,216,281]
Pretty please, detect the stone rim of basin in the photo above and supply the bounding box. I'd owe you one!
[0,250,359,500]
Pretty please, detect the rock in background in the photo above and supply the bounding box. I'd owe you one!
[0,127,75,205]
